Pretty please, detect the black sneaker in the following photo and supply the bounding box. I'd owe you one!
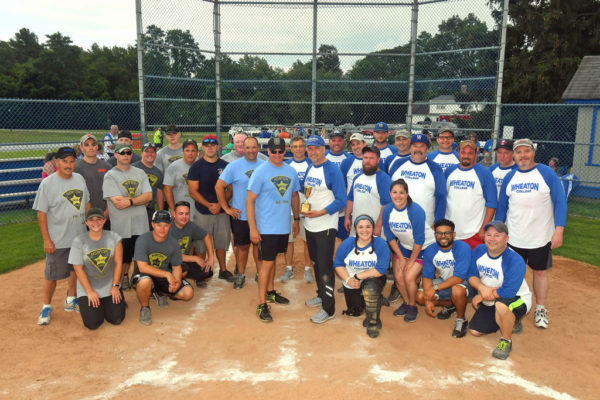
[266,290,289,305]
[342,307,364,317]
[452,318,468,338]
[387,284,401,303]
[218,270,235,282]
[196,279,207,288]
[437,305,456,320]
[513,318,523,334]
[256,303,273,322]
[404,305,418,323]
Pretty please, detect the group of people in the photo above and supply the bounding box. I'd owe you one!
[33,121,567,360]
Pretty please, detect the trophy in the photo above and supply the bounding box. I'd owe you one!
[301,186,312,213]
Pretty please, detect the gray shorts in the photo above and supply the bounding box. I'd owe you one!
[288,215,306,242]
[45,248,74,280]
[193,211,231,251]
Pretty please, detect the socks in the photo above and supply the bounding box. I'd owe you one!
[535,304,546,311]
[42,304,51,309]
[304,266,311,270]
[285,265,292,271]
[66,296,76,303]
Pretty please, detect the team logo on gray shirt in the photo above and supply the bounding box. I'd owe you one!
[149,252,167,268]
[147,173,158,187]
[86,248,111,273]
[62,189,84,210]
[181,173,188,182]
[177,236,189,253]
[168,155,182,164]
[270,176,292,198]
[121,179,140,197]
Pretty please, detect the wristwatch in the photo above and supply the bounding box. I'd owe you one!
[113,283,120,288]
[433,283,439,292]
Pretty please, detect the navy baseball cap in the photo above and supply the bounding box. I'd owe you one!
[306,135,325,147]
[55,146,77,159]
[267,137,286,152]
[152,210,172,224]
[495,139,513,151]
[329,130,344,139]
[374,122,388,132]
[411,133,430,147]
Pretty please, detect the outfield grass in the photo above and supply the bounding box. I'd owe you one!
[0,215,597,275]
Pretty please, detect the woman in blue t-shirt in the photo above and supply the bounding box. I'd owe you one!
[334,215,390,338]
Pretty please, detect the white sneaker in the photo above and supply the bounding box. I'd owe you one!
[64,298,79,312]
[534,307,549,329]
[280,268,294,282]
[304,268,314,283]
[37,306,53,325]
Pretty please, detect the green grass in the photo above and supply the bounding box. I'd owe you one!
[554,215,600,266]
[0,221,44,274]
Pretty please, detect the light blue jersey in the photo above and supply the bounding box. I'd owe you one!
[219,157,264,221]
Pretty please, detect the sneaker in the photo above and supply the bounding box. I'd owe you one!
[404,305,418,323]
[513,318,523,334]
[437,305,456,320]
[393,302,409,317]
[139,306,152,326]
[233,274,246,290]
[280,268,294,283]
[310,308,334,324]
[218,270,235,282]
[492,338,512,360]
[266,291,289,305]
[342,307,363,317]
[305,296,322,307]
[256,303,272,322]
[196,279,207,288]
[64,297,79,312]
[452,318,468,338]
[121,275,131,290]
[37,306,53,325]
[387,284,401,303]
[534,307,549,329]
[152,292,169,308]
[304,268,314,283]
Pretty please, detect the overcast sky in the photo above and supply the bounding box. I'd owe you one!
[1,0,496,71]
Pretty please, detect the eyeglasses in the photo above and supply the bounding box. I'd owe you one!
[119,151,133,156]
[270,149,285,154]
[435,231,453,237]
[202,139,217,145]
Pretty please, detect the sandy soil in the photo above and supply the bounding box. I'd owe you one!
[1,243,597,400]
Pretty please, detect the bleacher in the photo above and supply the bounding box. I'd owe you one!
[0,157,43,208]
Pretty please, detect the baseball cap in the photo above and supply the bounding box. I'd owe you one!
[438,128,455,137]
[55,146,77,159]
[165,124,179,133]
[85,207,105,220]
[152,210,172,224]
[182,138,198,150]
[306,135,325,147]
[411,133,430,147]
[267,137,286,152]
[202,135,218,145]
[353,214,375,228]
[114,143,133,154]
[79,134,97,146]
[329,130,344,139]
[458,140,477,151]
[495,139,513,151]
[349,132,365,143]
[513,138,535,150]
[362,145,381,158]
[374,122,388,132]
[117,130,132,140]
[141,142,157,152]
[395,129,411,139]
[484,220,508,234]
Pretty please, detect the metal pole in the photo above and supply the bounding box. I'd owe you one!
[491,0,510,162]
[213,0,222,149]
[135,0,147,144]
[311,0,318,134]
[406,0,418,132]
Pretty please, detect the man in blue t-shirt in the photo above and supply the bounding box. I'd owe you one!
[247,137,300,323]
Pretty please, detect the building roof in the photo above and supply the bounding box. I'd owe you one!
[562,56,600,100]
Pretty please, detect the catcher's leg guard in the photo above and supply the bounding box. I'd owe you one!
[362,278,383,338]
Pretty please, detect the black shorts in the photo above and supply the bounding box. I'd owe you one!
[131,270,192,299]
[231,218,251,246]
[509,242,552,271]
[468,296,528,334]
[258,234,288,262]
[121,236,139,264]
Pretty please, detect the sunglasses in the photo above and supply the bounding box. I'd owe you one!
[270,149,285,154]
[119,151,133,156]
[202,139,218,145]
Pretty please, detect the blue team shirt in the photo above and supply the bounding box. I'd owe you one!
[302,160,347,232]
[382,201,427,257]
[219,157,264,221]
[489,163,518,200]
[334,236,390,288]
[423,240,472,281]
[325,150,350,168]
[428,150,460,172]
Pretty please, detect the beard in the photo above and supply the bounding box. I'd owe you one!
[363,165,378,175]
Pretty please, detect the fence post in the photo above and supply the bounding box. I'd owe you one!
[135,0,146,143]
[213,0,222,148]
[406,0,418,132]
[311,0,318,135]
[492,0,510,161]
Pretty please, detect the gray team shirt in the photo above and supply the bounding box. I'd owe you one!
[75,158,111,210]
[221,151,268,163]
[134,231,183,272]
[163,159,194,206]
[102,166,152,238]
[32,172,89,249]
[68,230,122,298]
[132,161,164,210]
[155,146,183,174]
[168,221,207,255]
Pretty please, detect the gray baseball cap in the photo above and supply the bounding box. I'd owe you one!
[484,221,508,234]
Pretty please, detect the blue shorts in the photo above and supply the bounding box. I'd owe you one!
[336,216,349,240]
[421,277,474,301]
[399,245,424,260]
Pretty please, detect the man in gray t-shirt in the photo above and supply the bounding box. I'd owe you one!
[133,142,165,226]
[155,124,183,173]
[33,146,90,325]
[75,134,111,214]
[131,210,194,325]
[164,139,197,219]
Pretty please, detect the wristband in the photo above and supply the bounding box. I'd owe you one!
[354,274,360,281]
[129,198,133,207]
[433,283,439,292]
[344,276,351,284]
[113,283,120,287]
[294,217,300,221]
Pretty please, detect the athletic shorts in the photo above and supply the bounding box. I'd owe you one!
[121,236,139,264]
[231,218,251,247]
[45,248,73,280]
[463,233,483,250]
[194,211,231,251]
[336,216,349,240]
[399,245,425,262]
[288,215,306,242]
[509,242,552,271]
[468,296,528,334]
[131,270,192,299]
[418,277,474,301]
[258,234,288,262]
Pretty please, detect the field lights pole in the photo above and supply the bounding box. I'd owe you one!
[311,0,318,134]
[135,0,147,144]
[491,0,510,163]
[214,0,222,150]
[406,0,418,132]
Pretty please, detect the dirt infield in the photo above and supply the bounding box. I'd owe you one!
[2,244,598,400]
